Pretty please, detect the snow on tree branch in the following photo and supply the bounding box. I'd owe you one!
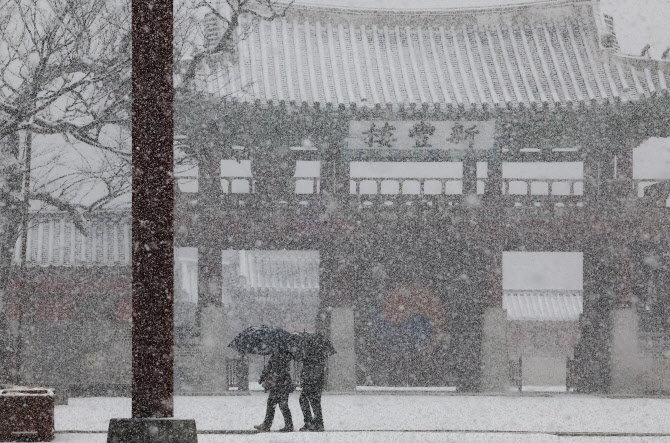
[0,0,131,212]
[181,0,294,87]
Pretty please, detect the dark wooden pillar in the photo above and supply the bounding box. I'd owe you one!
[478,230,507,392]
[316,242,332,336]
[198,247,222,308]
[449,240,484,392]
[614,246,633,309]
[131,0,174,419]
[317,131,355,390]
[198,150,222,201]
[583,131,615,203]
[573,244,613,393]
[316,138,344,334]
[107,2,196,439]
[614,140,636,201]
[462,149,477,196]
[320,238,357,391]
[196,245,227,395]
[483,154,504,308]
[582,156,599,202]
[485,244,503,308]
[196,142,223,310]
[319,137,349,206]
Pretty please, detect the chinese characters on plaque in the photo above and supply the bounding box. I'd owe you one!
[446,122,479,144]
[408,121,436,147]
[362,122,397,147]
[347,120,495,151]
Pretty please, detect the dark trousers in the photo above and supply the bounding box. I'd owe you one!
[299,390,323,427]
[263,392,293,428]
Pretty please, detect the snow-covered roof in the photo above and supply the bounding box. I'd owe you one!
[288,0,581,12]
[503,289,583,321]
[237,250,319,290]
[12,211,130,267]
[197,0,668,108]
[11,217,586,318]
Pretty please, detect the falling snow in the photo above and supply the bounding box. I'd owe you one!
[1,0,670,441]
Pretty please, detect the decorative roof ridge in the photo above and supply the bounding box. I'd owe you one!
[285,0,592,15]
[606,52,670,70]
[504,289,584,293]
[265,0,600,35]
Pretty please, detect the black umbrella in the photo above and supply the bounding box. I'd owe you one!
[294,332,336,361]
[229,325,299,356]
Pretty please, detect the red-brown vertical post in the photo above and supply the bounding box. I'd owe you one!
[131,0,174,419]
[479,144,507,392]
[462,150,477,196]
[198,248,223,308]
[484,154,503,308]
[615,245,633,309]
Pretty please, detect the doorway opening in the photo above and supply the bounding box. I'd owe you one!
[503,251,583,392]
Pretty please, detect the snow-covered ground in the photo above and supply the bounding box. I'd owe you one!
[50,432,670,443]
[48,392,670,442]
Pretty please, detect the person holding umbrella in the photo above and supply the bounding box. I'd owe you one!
[297,332,335,432]
[254,351,295,432]
[228,326,299,432]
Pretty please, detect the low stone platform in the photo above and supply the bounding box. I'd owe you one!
[106,418,197,443]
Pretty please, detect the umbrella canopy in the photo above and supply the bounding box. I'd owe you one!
[229,325,299,356]
[294,332,336,361]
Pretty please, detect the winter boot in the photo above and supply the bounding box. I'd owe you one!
[310,422,324,432]
[254,423,270,432]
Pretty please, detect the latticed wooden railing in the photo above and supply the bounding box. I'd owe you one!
[503,178,583,197]
[348,177,471,209]
[176,175,660,210]
[219,177,321,195]
[349,178,468,196]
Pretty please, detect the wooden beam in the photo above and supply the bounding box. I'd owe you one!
[131,0,174,419]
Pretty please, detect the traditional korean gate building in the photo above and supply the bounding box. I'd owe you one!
[4,0,670,394]
[177,0,670,394]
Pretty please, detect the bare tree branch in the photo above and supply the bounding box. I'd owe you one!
[181,0,294,87]
[29,191,87,231]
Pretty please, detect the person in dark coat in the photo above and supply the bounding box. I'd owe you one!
[254,352,294,432]
[299,351,327,431]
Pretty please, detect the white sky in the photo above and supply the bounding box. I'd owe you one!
[601,0,670,59]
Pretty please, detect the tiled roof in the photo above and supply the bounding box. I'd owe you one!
[12,216,586,318]
[12,211,130,267]
[503,289,583,321]
[237,250,319,290]
[197,0,669,108]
